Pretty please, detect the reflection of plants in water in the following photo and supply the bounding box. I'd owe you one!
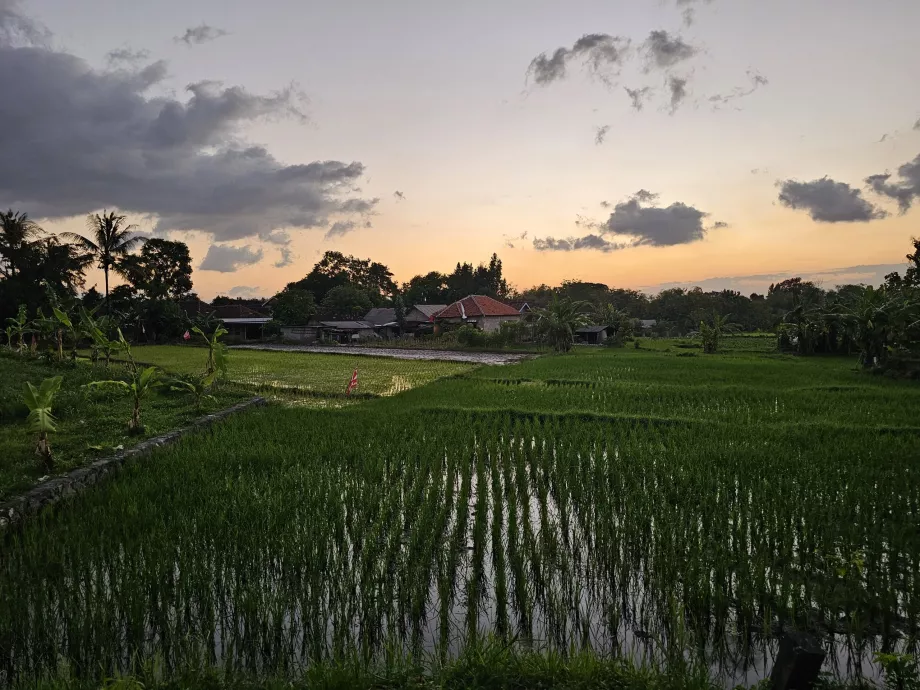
[875,653,920,690]
[1,408,919,686]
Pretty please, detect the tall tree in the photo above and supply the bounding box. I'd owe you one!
[270,285,317,325]
[120,238,193,300]
[293,251,396,305]
[0,209,41,279]
[318,284,373,320]
[61,210,144,308]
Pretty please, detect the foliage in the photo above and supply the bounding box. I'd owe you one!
[83,330,163,433]
[693,311,740,353]
[5,304,32,353]
[292,250,396,305]
[119,238,193,300]
[455,324,486,347]
[21,375,62,470]
[318,284,373,320]
[874,653,920,690]
[61,210,143,306]
[192,324,229,376]
[269,285,316,326]
[532,295,590,352]
[169,371,218,414]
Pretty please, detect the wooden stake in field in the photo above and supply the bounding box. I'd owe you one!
[346,368,359,396]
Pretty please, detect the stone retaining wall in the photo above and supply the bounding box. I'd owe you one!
[0,397,266,532]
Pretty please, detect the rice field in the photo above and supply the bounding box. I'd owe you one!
[1,347,918,688]
[126,345,475,400]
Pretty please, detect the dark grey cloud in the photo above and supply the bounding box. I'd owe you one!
[175,23,227,46]
[259,230,291,245]
[625,86,651,111]
[106,46,151,66]
[0,4,376,244]
[603,192,708,245]
[199,244,263,272]
[712,220,729,229]
[643,31,698,70]
[913,117,920,131]
[600,200,611,209]
[534,190,710,252]
[865,153,920,212]
[668,76,689,113]
[324,217,373,240]
[777,177,888,222]
[527,33,629,86]
[394,190,405,201]
[533,234,622,253]
[682,9,695,26]
[708,71,768,108]
[594,124,610,145]
[274,246,295,268]
[0,0,48,46]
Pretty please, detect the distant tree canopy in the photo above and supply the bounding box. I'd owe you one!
[291,251,396,306]
[121,238,193,301]
[271,286,316,326]
[318,284,373,321]
[401,253,509,305]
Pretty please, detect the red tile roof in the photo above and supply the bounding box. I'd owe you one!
[435,295,521,319]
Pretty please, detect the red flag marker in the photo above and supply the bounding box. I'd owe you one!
[346,368,359,396]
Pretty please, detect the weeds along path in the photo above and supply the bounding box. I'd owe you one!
[2,347,918,687]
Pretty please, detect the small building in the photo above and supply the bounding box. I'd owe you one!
[363,308,400,339]
[636,319,658,333]
[576,325,616,345]
[281,320,377,344]
[404,304,447,332]
[434,295,522,333]
[180,299,271,340]
[507,301,532,315]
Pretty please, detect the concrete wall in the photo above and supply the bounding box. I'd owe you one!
[281,326,318,343]
[479,314,522,333]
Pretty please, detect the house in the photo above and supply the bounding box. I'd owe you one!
[575,325,616,345]
[180,298,271,340]
[636,319,658,333]
[404,304,447,332]
[281,320,376,344]
[363,308,400,338]
[507,301,532,315]
[434,295,522,333]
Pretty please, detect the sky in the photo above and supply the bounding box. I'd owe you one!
[1,0,919,299]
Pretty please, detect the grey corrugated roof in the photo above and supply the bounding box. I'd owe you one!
[410,304,447,318]
[364,308,397,326]
[576,326,611,334]
[317,320,375,330]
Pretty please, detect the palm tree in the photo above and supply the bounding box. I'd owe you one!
[695,311,740,354]
[533,294,590,352]
[0,209,41,278]
[61,211,143,309]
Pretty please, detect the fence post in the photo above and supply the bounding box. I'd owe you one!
[770,631,826,690]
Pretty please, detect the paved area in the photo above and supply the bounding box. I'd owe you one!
[231,344,532,365]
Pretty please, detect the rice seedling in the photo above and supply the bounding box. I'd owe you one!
[1,346,918,688]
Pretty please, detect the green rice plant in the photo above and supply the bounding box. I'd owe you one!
[169,371,218,414]
[21,375,63,471]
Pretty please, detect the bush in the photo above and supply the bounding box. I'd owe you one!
[456,325,486,347]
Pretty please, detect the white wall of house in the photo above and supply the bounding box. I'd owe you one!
[479,315,522,332]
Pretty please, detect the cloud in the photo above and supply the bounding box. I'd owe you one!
[600,200,611,209]
[668,76,689,113]
[527,33,629,86]
[712,221,729,229]
[534,190,710,252]
[175,23,227,46]
[259,229,290,245]
[643,30,698,70]
[533,234,623,253]
[914,117,920,131]
[625,86,651,111]
[274,246,295,268]
[0,0,49,46]
[324,219,371,239]
[865,153,920,212]
[228,285,261,297]
[777,177,888,222]
[199,244,264,272]
[682,9,695,26]
[394,190,405,201]
[503,230,528,249]
[106,46,150,66]
[708,70,768,108]
[594,124,610,145]
[0,4,376,244]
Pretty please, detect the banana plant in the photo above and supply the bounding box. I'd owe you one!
[6,304,32,354]
[170,371,218,414]
[84,328,162,432]
[79,307,117,367]
[192,325,229,376]
[51,306,79,361]
[22,376,63,471]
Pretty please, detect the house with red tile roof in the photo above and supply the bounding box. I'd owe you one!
[434,295,522,333]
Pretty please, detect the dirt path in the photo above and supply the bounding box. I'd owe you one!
[230,344,532,365]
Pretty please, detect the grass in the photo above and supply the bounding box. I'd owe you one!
[0,352,249,500]
[123,345,475,399]
[2,343,918,688]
